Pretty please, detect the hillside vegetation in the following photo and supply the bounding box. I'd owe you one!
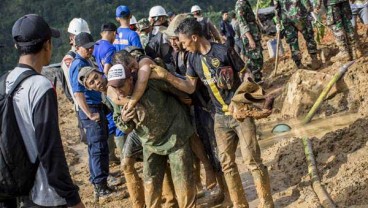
[2,0,271,73]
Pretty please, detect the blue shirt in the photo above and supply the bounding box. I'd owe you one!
[69,53,102,105]
[113,27,142,51]
[93,39,116,73]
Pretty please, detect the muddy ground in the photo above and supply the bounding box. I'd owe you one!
[55,22,368,207]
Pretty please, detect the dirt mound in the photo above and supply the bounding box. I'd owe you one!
[263,118,368,207]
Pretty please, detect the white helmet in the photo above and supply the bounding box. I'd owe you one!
[191,5,202,13]
[149,5,168,18]
[130,15,137,25]
[68,18,90,35]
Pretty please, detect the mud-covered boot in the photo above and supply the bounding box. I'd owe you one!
[162,168,179,208]
[330,50,350,63]
[224,172,249,208]
[251,166,274,208]
[350,45,363,60]
[308,54,322,70]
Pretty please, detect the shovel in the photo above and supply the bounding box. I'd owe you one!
[273,30,281,77]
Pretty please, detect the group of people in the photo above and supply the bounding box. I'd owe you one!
[1,0,367,207]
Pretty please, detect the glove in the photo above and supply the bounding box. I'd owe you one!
[276,24,281,32]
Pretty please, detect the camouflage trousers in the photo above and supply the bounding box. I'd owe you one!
[143,137,196,208]
[241,24,264,82]
[326,1,356,52]
[283,19,318,65]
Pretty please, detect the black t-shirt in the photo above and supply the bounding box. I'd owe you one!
[186,43,245,114]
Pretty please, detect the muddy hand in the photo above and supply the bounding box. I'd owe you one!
[150,64,168,79]
[121,104,136,122]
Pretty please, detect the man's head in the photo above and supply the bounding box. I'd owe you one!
[100,22,117,43]
[67,18,90,46]
[130,15,138,31]
[12,14,60,65]
[229,12,236,20]
[78,66,107,92]
[167,11,176,22]
[175,17,205,53]
[222,11,229,21]
[149,5,168,26]
[107,64,134,97]
[163,14,188,52]
[112,50,139,73]
[116,5,131,24]
[191,5,202,17]
[75,32,95,59]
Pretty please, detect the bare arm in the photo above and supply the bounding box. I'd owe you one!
[74,92,99,121]
[127,58,154,110]
[150,64,197,94]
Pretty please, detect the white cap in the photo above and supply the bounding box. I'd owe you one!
[191,5,202,13]
[130,15,137,25]
[149,5,168,18]
[68,18,90,35]
[107,64,132,87]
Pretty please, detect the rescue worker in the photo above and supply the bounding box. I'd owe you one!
[137,18,151,48]
[163,14,225,203]
[61,17,91,143]
[220,10,236,49]
[315,0,363,61]
[191,5,223,43]
[69,32,113,197]
[114,5,142,51]
[274,0,323,69]
[235,0,264,83]
[150,18,274,208]
[145,5,175,72]
[108,54,197,208]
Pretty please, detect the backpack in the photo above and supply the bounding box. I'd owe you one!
[0,70,39,200]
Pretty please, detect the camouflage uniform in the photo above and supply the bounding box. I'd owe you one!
[315,0,360,60]
[138,18,150,49]
[274,0,320,68]
[235,0,264,82]
[139,32,149,48]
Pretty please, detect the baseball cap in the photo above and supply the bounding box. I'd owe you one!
[75,32,95,49]
[78,66,101,89]
[12,14,60,47]
[116,5,131,18]
[101,22,117,32]
[107,64,132,88]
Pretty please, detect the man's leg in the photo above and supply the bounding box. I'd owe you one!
[143,148,167,208]
[122,132,145,208]
[284,22,303,68]
[328,4,351,62]
[214,114,248,208]
[169,140,196,208]
[300,19,322,70]
[233,117,274,208]
[162,164,179,208]
[190,134,217,190]
[79,107,111,196]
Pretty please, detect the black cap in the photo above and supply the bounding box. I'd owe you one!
[101,22,117,32]
[75,32,95,49]
[12,14,60,47]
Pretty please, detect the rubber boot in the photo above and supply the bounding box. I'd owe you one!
[350,45,363,60]
[162,167,179,208]
[331,31,351,63]
[308,54,322,70]
[224,172,249,208]
[122,158,145,208]
[251,166,274,208]
[108,135,120,165]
